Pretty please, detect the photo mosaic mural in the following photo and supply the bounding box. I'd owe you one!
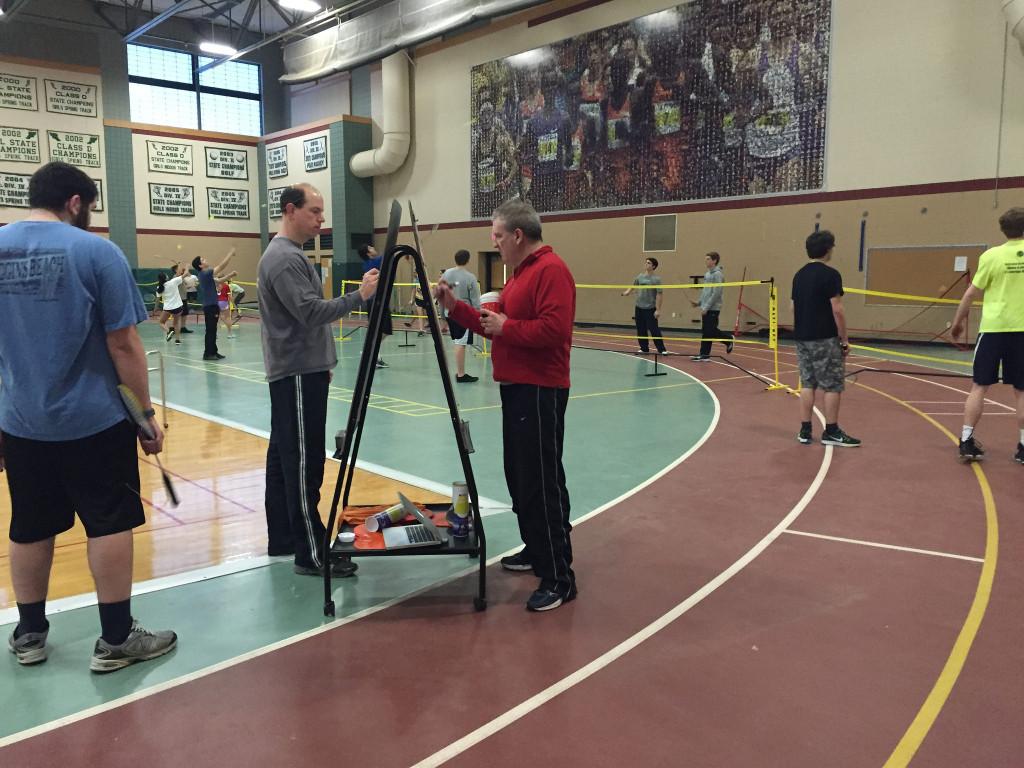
[469,0,831,217]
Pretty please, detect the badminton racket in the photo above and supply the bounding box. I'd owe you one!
[117,384,179,507]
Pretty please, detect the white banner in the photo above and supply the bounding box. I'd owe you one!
[205,147,248,179]
[268,186,286,218]
[0,172,31,207]
[48,130,101,168]
[303,135,328,171]
[44,79,98,117]
[0,74,37,111]
[92,178,104,212]
[207,187,250,219]
[0,126,40,163]
[267,145,288,178]
[147,140,193,175]
[149,183,194,217]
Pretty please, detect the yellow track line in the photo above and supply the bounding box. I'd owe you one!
[854,382,998,767]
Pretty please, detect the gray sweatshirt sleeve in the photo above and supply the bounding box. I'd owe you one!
[274,260,365,327]
[700,270,724,311]
[469,278,481,309]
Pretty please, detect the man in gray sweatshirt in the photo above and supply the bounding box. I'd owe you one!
[258,183,378,576]
[690,251,735,361]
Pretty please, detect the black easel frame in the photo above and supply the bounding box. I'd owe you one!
[321,203,487,616]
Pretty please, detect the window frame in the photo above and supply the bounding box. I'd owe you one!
[127,43,263,136]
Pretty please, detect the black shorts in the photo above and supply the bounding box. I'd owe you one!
[4,420,146,543]
[973,331,1024,389]
[166,306,184,315]
[446,317,474,346]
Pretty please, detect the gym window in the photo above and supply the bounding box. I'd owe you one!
[127,44,263,136]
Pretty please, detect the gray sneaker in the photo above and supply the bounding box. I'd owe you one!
[8,628,48,666]
[90,620,177,674]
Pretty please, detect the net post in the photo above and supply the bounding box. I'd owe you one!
[337,279,350,342]
[765,278,786,391]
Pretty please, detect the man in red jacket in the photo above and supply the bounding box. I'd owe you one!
[435,199,577,612]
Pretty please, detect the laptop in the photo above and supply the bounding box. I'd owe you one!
[382,492,446,550]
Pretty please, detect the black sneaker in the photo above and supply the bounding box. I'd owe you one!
[690,355,710,362]
[1015,443,1024,464]
[181,327,194,334]
[526,583,578,612]
[725,341,734,354]
[821,428,861,447]
[203,353,226,360]
[958,436,985,461]
[500,550,533,572]
[376,358,389,368]
[294,561,358,577]
[456,373,478,383]
[797,426,813,444]
[165,328,174,341]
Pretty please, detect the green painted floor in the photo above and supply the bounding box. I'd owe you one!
[0,319,715,739]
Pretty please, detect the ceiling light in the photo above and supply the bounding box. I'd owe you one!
[200,41,238,56]
[279,0,321,12]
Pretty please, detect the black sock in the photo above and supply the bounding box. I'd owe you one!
[98,600,132,645]
[801,421,812,432]
[15,601,48,638]
[825,423,839,435]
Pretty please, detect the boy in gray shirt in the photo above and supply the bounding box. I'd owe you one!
[690,251,734,360]
[441,249,482,382]
[621,257,668,355]
[258,184,378,577]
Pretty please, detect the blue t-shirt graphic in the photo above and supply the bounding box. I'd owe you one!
[0,220,147,440]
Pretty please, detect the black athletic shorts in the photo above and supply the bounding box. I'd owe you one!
[4,419,146,543]
[446,317,474,345]
[973,331,1024,389]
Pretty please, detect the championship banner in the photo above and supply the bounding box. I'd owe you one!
[92,178,104,212]
[149,183,194,217]
[0,126,40,163]
[48,130,101,168]
[147,140,193,175]
[0,74,38,111]
[205,146,248,179]
[0,172,31,207]
[268,186,286,218]
[207,187,250,219]
[303,136,327,172]
[266,145,288,178]
[44,79,98,117]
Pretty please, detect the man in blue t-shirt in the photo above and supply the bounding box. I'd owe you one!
[191,248,234,360]
[791,230,860,447]
[0,162,176,672]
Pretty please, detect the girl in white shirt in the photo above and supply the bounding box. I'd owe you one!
[158,263,187,343]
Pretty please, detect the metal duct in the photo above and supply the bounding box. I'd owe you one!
[349,52,411,178]
[280,0,545,83]
[1005,0,1024,50]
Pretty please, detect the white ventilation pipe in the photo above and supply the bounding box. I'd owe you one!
[350,53,411,178]
[1005,0,1024,50]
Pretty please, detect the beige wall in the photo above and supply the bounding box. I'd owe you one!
[137,233,262,284]
[289,74,351,126]
[131,132,259,233]
[0,57,108,227]
[372,0,1024,225]
[374,185,1021,337]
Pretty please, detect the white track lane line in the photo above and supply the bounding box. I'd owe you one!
[783,529,984,563]
[0,363,717,749]
[411,417,832,767]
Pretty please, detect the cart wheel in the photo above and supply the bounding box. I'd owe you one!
[474,597,487,612]
[324,601,336,617]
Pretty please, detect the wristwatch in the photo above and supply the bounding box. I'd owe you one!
[142,408,156,419]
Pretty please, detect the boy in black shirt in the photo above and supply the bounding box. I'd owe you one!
[791,231,861,446]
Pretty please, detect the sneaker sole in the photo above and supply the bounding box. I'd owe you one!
[501,563,533,572]
[958,455,985,463]
[821,439,861,447]
[797,437,812,444]
[90,639,176,674]
[527,596,564,612]
[9,646,47,665]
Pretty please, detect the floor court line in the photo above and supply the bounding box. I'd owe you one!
[783,529,984,563]
[412,411,832,768]
[0,365,718,749]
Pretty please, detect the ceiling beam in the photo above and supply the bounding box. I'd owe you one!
[233,0,259,46]
[0,0,36,23]
[124,0,198,42]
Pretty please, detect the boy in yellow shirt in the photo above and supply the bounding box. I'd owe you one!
[951,207,1024,463]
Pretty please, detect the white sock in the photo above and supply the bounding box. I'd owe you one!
[961,426,974,441]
